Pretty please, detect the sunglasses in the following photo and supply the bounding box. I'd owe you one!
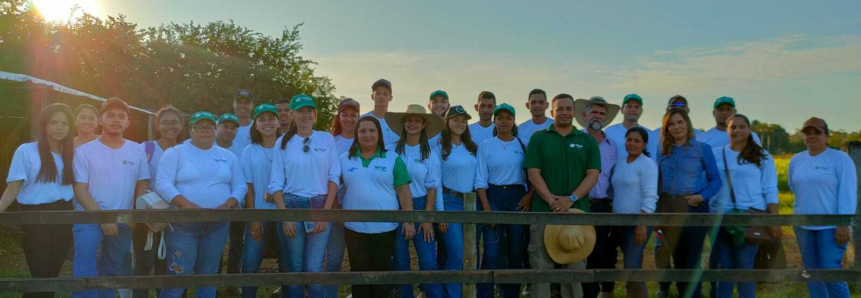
[303,137,311,153]
[668,102,687,108]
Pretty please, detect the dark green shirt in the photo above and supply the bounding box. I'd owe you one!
[523,125,601,212]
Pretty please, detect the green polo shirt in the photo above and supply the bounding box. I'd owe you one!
[523,125,601,212]
[354,149,411,188]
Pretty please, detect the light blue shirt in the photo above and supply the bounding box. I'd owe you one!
[582,129,617,200]
[156,144,247,209]
[790,148,858,230]
[469,122,495,147]
[658,139,722,212]
[710,146,779,214]
[518,118,554,145]
[241,144,276,209]
[387,144,440,199]
[475,137,527,190]
[437,142,478,193]
[699,127,762,149]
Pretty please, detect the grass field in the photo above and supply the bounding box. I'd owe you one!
[0,158,858,297]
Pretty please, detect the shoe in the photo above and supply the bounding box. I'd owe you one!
[269,286,281,298]
[417,292,427,298]
[346,295,352,298]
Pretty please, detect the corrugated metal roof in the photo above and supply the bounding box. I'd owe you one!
[0,71,154,115]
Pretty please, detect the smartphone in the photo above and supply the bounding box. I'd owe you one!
[304,222,315,233]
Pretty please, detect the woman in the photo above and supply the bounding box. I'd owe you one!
[657,108,721,298]
[322,98,360,298]
[0,103,75,298]
[268,94,340,298]
[473,103,529,298]
[790,117,857,298]
[437,105,478,298]
[155,111,247,298]
[610,127,658,298]
[386,104,444,298]
[133,105,183,298]
[710,114,780,298]
[240,103,283,298]
[340,116,416,298]
[74,104,99,148]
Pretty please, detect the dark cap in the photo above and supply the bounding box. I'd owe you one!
[444,105,472,120]
[100,97,130,115]
[338,98,360,112]
[713,96,735,109]
[802,117,828,133]
[372,79,392,92]
[429,90,449,101]
[623,94,643,106]
[234,89,254,102]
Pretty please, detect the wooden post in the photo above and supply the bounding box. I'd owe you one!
[843,141,861,281]
[463,192,478,298]
[147,115,154,141]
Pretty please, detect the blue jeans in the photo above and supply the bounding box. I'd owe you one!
[159,222,229,298]
[616,225,652,297]
[280,194,331,298]
[794,227,850,298]
[72,223,133,298]
[323,220,346,298]
[393,196,442,298]
[241,221,285,298]
[477,186,527,298]
[713,228,758,298]
[438,193,464,298]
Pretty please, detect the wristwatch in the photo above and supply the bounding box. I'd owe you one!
[569,194,579,202]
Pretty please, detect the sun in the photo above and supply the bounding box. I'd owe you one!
[31,0,102,23]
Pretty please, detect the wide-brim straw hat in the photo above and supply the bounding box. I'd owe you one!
[385,104,444,138]
[544,208,597,264]
[574,96,620,129]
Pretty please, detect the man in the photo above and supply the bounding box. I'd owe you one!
[470,91,497,146]
[215,113,243,158]
[523,94,601,298]
[232,89,254,152]
[575,97,620,298]
[214,112,244,296]
[275,97,292,133]
[362,79,401,146]
[427,90,450,144]
[72,98,150,298]
[699,96,762,149]
[519,89,554,145]
[604,94,658,159]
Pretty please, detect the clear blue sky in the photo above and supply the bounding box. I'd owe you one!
[87,0,861,131]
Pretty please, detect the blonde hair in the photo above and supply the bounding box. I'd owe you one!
[660,109,696,156]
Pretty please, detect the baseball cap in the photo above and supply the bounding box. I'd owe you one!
[216,113,239,125]
[714,96,736,109]
[338,98,360,112]
[445,105,472,120]
[290,94,316,111]
[623,94,643,106]
[667,95,688,108]
[234,89,254,102]
[100,97,130,115]
[372,79,392,92]
[493,103,516,118]
[252,103,278,119]
[190,111,217,126]
[802,117,828,133]
[429,90,449,101]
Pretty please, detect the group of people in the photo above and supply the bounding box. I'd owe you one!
[0,78,857,298]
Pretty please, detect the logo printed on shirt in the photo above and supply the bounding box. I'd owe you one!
[814,166,830,171]
[569,144,583,149]
[214,158,229,163]
[313,148,326,153]
[373,166,388,172]
[514,150,524,155]
[122,160,136,166]
[347,167,359,172]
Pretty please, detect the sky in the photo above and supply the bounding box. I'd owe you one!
[43,0,861,131]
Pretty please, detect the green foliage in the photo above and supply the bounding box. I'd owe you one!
[0,0,337,130]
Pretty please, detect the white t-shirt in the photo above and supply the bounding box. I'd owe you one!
[6,142,74,204]
[611,154,659,214]
[699,127,762,150]
[334,135,353,205]
[789,148,858,230]
[437,142,478,193]
[340,151,404,233]
[475,137,527,190]
[242,144,277,210]
[73,139,150,211]
[141,141,166,191]
[233,120,253,153]
[268,131,341,198]
[362,112,400,147]
[156,144,246,209]
[518,118,554,145]
[387,144,440,199]
[710,145,778,214]
[469,122,495,147]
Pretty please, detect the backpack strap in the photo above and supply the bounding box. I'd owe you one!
[145,141,155,163]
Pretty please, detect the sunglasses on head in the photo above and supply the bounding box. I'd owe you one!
[303,137,311,153]
[668,102,687,108]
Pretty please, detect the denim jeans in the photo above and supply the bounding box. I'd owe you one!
[439,193,464,298]
[159,222,230,298]
[713,228,758,298]
[241,221,284,298]
[616,225,653,298]
[280,194,331,298]
[794,227,850,298]
[393,196,443,298]
[323,221,346,298]
[72,223,132,298]
[477,186,527,298]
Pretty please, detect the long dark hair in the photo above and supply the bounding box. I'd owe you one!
[348,116,388,159]
[153,105,185,141]
[728,114,767,167]
[625,127,651,157]
[37,103,75,185]
[395,118,431,161]
[441,116,478,160]
[491,112,527,154]
[660,108,696,156]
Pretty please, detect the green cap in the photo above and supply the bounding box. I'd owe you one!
[290,94,316,111]
[253,103,278,119]
[190,111,217,126]
[714,96,736,109]
[429,90,449,101]
[623,94,643,106]
[216,113,239,125]
[493,103,516,118]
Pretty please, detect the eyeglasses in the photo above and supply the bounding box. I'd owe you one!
[192,125,216,133]
[159,120,181,127]
[303,137,311,153]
